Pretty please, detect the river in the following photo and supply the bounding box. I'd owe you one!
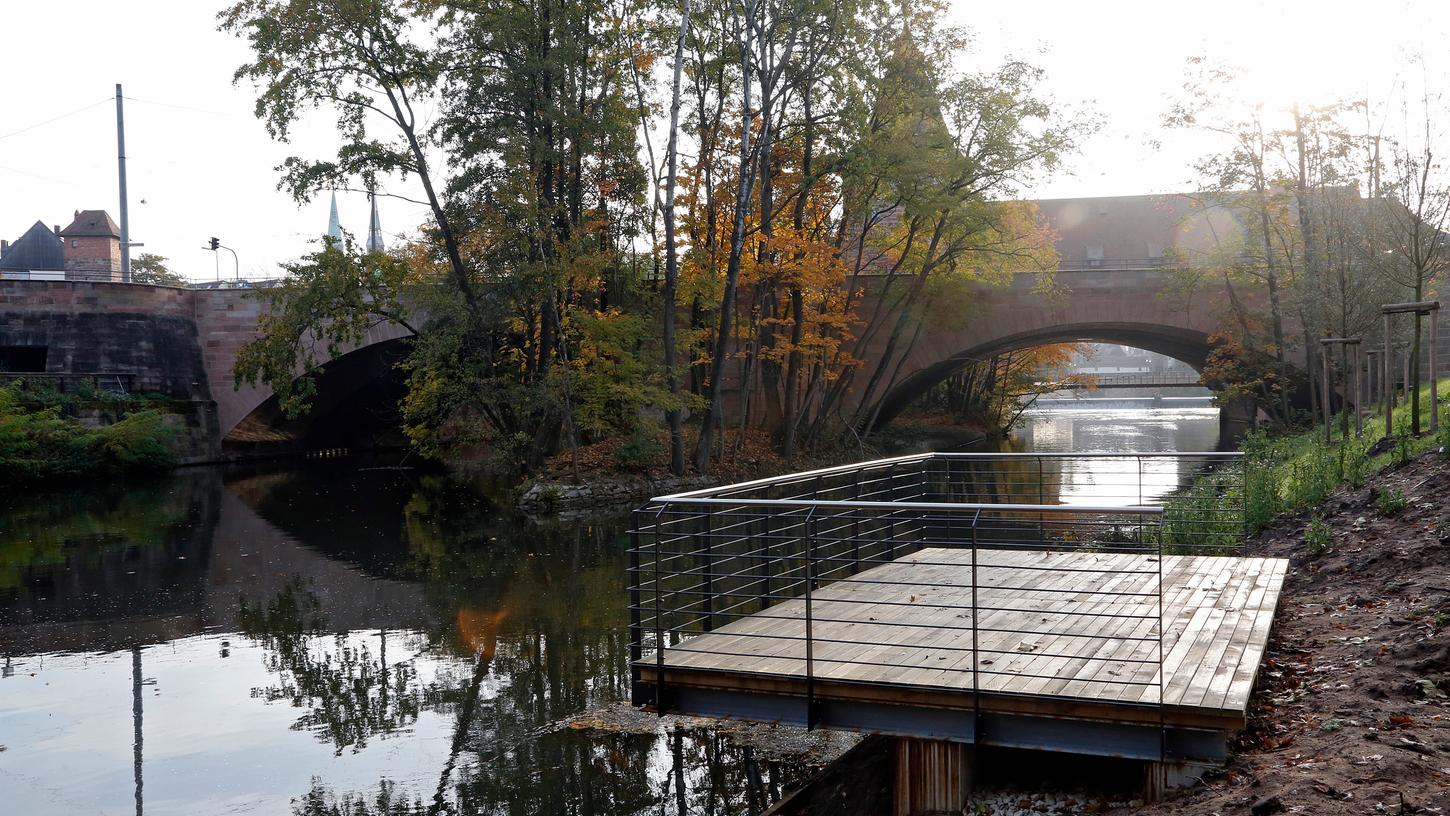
[0,406,1220,815]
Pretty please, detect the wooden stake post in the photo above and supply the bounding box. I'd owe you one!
[1381,301,1442,437]
[1319,338,1362,442]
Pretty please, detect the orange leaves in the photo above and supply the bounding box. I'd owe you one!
[631,51,656,74]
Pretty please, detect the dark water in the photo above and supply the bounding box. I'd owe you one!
[0,465,836,816]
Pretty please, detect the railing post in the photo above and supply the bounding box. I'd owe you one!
[700,506,715,633]
[886,464,898,561]
[629,516,641,665]
[1157,514,1167,766]
[804,508,818,730]
[653,507,667,714]
[1037,456,1046,545]
[851,469,861,574]
[759,509,773,609]
[970,508,981,740]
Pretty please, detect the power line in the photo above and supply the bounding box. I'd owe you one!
[122,95,253,122]
[0,97,112,142]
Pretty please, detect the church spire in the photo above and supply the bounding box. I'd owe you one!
[366,191,385,254]
[326,191,342,243]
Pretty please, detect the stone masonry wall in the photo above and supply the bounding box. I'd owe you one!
[190,288,270,439]
[0,280,208,399]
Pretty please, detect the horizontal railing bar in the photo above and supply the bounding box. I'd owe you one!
[634,656,1166,693]
[630,600,1160,624]
[640,562,1164,582]
[658,583,1161,604]
[644,498,1167,513]
[646,608,1163,639]
[655,452,1242,500]
[647,646,1163,673]
[657,454,934,499]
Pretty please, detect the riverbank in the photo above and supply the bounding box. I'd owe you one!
[1112,448,1450,816]
[516,429,876,514]
[1239,382,1448,530]
[514,408,1024,514]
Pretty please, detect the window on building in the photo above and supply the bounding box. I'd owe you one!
[0,346,48,372]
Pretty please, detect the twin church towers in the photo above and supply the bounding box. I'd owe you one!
[325,191,386,254]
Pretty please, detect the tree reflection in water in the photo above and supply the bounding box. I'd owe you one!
[227,472,826,815]
[290,724,808,816]
[239,578,429,755]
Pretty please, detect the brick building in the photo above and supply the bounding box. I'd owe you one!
[0,209,123,281]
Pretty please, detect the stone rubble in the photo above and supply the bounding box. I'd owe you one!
[964,789,1141,815]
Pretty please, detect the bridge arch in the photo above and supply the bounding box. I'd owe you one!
[221,335,413,456]
[869,320,1213,428]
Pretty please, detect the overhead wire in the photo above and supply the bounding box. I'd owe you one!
[122,95,253,122]
[0,97,113,142]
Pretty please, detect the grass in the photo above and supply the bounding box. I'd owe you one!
[1375,486,1409,516]
[1153,380,1448,553]
[1242,380,1449,531]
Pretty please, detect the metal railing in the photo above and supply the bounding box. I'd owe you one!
[1039,371,1205,389]
[628,452,1245,725]
[0,371,139,395]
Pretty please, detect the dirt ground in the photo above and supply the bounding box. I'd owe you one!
[1116,451,1450,816]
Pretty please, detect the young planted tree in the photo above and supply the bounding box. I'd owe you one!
[1371,84,1450,432]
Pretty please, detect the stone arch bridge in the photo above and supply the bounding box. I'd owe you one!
[0,266,1239,457]
[5,195,1442,459]
[853,265,1230,429]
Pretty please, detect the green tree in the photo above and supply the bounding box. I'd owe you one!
[130,252,187,287]
[233,240,417,421]
[223,0,655,473]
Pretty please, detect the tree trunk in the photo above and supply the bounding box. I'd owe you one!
[661,0,691,475]
[693,1,760,471]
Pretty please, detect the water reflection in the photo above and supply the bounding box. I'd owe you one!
[1002,407,1223,505]
[0,465,831,816]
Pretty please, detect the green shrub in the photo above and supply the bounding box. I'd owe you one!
[1303,515,1332,555]
[95,410,176,470]
[0,387,175,483]
[1439,407,1450,454]
[1340,438,1369,489]
[1375,486,1408,516]
[615,428,662,470]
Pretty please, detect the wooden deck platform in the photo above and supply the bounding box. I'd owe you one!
[637,548,1287,733]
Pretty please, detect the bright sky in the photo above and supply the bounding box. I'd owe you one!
[1,1,1446,280]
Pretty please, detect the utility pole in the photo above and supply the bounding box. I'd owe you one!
[116,84,132,283]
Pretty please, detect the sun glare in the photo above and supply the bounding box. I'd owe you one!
[1216,2,1407,114]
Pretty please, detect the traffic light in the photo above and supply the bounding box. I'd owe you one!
[209,237,219,251]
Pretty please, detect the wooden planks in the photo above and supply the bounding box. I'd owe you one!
[642,547,1287,719]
